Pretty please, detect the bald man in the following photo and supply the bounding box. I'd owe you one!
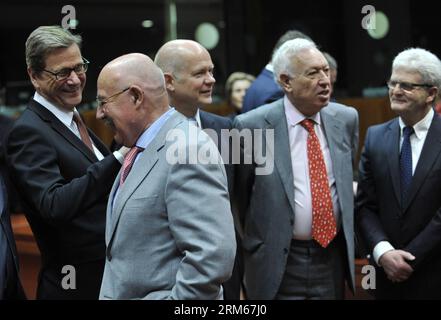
[155,40,243,300]
[96,53,236,300]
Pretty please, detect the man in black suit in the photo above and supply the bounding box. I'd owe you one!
[0,163,25,300]
[5,26,127,299]
[356,47,441,299]
[154,39,241,300]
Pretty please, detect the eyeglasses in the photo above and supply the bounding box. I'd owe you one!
[96,87,130,108]
[387,80,433,92]
[43,58,89,81]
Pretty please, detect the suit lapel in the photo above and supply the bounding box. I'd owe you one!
[320,105,343,184]
[265,100,296,215]
[404,114,441,211]
[29,100,98,162]
[385,119,402,207]
[107,112,185,246]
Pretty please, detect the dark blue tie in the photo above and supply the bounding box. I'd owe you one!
[400,126,414,202]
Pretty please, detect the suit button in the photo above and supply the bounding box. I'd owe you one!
[284,248,288,254]
[290,219,294,226]
[107,253,112,261]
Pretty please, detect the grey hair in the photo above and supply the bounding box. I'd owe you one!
[25,25,82,72]
[322,52,337,70]
[392,48,441,89]
[272,38,317,81]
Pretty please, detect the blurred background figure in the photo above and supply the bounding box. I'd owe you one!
[225,72,255,119]
[242,30,313,113]
[322,52,338,99]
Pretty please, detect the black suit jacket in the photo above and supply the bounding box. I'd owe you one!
[200,110,242,300]
[0,167,26,300]
[356,113,441,299]
[5,99,121,299]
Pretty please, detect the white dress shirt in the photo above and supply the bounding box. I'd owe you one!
[284,96,341,240]
[372,108,434,265]
[33,92,104,160]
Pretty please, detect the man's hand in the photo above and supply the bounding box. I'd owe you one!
[379,250,415,283]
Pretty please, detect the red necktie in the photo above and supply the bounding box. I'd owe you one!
[73,111,94,152]
[301,119,336,248]
[119,146,144,186]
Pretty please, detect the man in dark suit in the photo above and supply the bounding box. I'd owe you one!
[154,39,241,300]
[242,30,313,113]
[235,38,358,299]
[5,26,127,299]
[0,164,25,300]
[356,48,441,299]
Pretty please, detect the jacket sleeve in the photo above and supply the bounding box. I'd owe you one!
[5,122,121,226]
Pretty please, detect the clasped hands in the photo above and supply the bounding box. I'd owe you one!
[379,250,415,283]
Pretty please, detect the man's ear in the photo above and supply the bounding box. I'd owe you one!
[27,67,40,90]
[164,73,175,92]
[279,74,292,92]
[130,85,144,107]
[427,86,438,105]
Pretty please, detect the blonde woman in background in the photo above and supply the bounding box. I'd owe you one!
[225,72,255,119]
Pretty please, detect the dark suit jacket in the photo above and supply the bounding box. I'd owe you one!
[5,99,121,299]
[356,113,441,299]
[200,110,242,300]
[0,168,26,300]
[242,68,283,113]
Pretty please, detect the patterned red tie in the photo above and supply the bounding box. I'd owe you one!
[73,111,94,152]
[300,119,336,248]
[119,146,144,186]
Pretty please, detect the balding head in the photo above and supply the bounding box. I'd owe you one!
[154,40,207,77]
[97,53,170,147]
[154,40,215,117]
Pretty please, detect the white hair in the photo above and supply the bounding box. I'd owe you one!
[393,48,441,89]
[272,38,317,81]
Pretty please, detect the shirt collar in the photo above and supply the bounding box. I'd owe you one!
[33,91,77,128]
[399,108,434,140]
[284,95,321,127]
[265,64,274,72]
[135,107,175,149]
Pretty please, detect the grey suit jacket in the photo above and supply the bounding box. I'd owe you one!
[100,111,236,300]
[234,98,358,299]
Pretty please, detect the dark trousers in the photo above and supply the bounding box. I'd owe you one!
[37,259,104,300]
[275,234,346,300]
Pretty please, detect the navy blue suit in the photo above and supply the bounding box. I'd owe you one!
[356,113,441,299]
[242,68,283,113]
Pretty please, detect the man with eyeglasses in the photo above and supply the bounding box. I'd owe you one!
[234,38,359,299]
[356,48,441,299]
[4,26,128,299]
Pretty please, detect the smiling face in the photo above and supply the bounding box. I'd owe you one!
[389,68,437,125]
[167,46,215,116]
[281,48,331,116]
[28,44,85,111]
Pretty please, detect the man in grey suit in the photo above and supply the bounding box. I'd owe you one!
[234,38,358,299]
[96,53,236,300]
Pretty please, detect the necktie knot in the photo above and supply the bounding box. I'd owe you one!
[120,146,145,186]
[403,126,414,138]
[300,119,315,134]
